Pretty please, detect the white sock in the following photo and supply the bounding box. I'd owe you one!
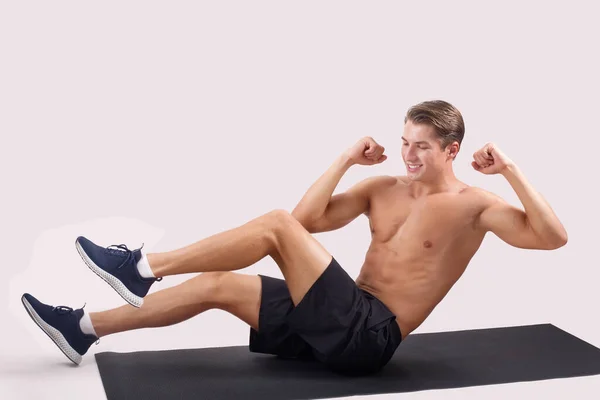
[79,309,98,338]
[136,252,156,279]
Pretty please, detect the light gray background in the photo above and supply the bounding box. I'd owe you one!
[1,1,598,399]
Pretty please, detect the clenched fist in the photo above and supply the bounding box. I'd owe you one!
[471,142,514,175]
[345,137,387,166]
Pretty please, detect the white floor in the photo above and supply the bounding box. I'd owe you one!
[3,308,600,400]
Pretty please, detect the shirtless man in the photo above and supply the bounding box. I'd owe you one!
[22,100,567,376]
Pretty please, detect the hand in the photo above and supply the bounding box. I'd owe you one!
[471,142,514,175]
[345,137,387,166]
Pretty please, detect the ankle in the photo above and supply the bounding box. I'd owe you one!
[80,310,99,338]
[137,253,157,279]
[88,312,109,338]
[145,253,170,277]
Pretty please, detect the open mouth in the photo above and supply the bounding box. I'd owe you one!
[407,164,422,172]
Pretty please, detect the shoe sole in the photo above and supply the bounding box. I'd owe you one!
[75,240,144,308]
[21,296,82,365]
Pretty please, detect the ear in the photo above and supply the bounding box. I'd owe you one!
[446,141,460,160]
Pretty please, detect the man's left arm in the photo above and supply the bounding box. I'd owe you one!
[472,143,568,250]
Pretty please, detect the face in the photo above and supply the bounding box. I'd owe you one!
[401,120,453,180]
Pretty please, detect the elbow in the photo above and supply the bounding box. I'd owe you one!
[544,230,568,250]
[291,212,313,231]
[555,226,569,248]
[291,210,306,224]
[556,232,568,249]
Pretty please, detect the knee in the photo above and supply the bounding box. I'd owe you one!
[205,271,230,288]
[265,209,299,243]
[200,272,261,313]
[267,209,297,231]
[258,209,308,256]
[199,271,231,307]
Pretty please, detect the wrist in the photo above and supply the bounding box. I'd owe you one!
[500,162,519,177]
[339,152,355,168]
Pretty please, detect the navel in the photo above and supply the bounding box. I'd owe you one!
[423,240,433,248]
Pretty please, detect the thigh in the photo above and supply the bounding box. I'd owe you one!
[270,210,334,306]
[214,271,316,360]
[248,274,315,360]
[285,256,364,362]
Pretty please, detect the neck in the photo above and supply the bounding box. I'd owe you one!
[407,169,460,197]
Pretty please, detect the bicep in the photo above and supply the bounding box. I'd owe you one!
[307,177,381,234]
[478,198,548,250]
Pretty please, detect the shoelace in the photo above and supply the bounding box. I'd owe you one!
[106,243,162,281]
[52,303,100,345]
[106,243,142,269]
[52,305,78,315]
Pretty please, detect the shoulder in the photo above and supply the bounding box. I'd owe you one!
[358,175,399,192]
[461,187,515,229]
[462,186,504,205]
[356,175,401,210]
[341,175,397,204]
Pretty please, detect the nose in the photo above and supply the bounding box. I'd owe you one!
[404,145,418,161]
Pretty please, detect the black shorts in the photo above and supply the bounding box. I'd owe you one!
[249,256,403,375]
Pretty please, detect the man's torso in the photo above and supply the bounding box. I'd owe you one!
[355,176,490,339]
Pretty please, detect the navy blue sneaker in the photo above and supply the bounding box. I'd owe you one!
[75,236,162,307]
[21,293,98,365]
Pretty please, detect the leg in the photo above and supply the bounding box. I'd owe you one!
[146,210,282,277]
[90,271,262,337]
[147,209,333,305]
[267,213,333,305]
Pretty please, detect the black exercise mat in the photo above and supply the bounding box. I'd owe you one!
[95,323,600,400]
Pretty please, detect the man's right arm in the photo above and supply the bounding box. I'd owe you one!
[291,152,390,233]
[291,152,355,228]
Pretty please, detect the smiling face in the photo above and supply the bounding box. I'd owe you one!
[401,120,459,181]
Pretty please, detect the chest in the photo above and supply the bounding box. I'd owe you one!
[367,190,480,245]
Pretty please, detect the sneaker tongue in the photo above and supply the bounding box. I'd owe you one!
[73,308,84,320]
[132,248,142,264]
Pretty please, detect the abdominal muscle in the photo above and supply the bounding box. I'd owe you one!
[355,228,483,340]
